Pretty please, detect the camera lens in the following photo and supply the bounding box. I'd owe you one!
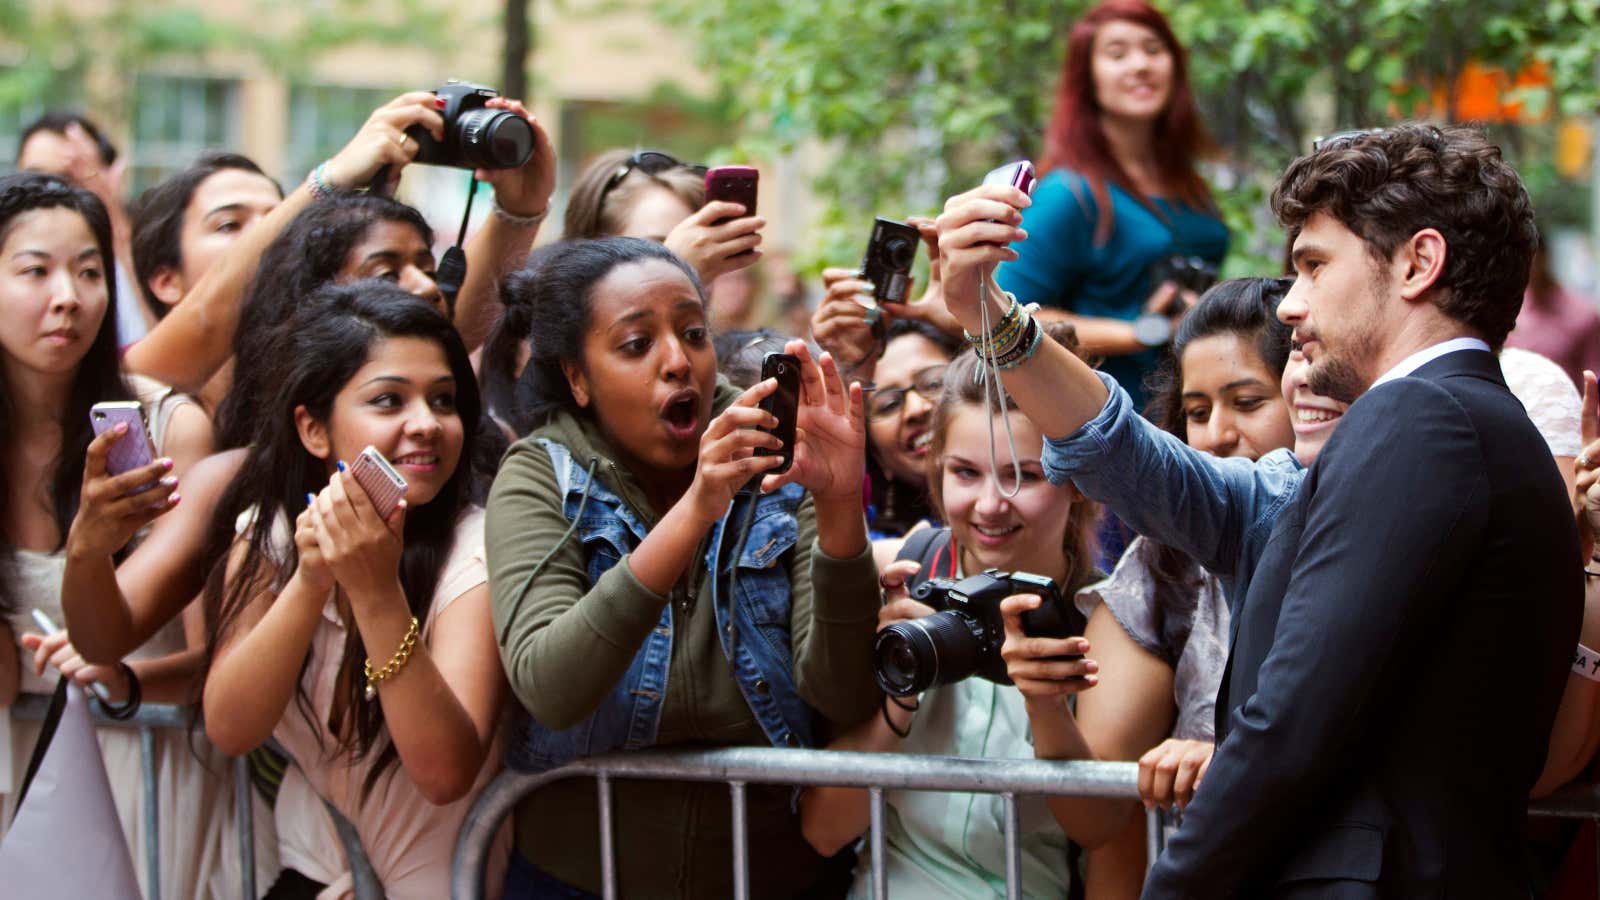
[872,610,986,696]
[455,108,535,169]
[883,237,914,270]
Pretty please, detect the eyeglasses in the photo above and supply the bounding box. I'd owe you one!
[598,150,708,207]
[864,366,947,421]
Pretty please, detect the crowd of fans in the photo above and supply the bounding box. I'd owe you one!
[2,0,1599,898]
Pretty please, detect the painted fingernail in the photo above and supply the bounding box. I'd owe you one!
[168,493,181,506]
[114,421,128,434]
[159,476,178,489]
[161,458,174,470]
[306,493,316,506]
[336,460,347,472]
[435,97,447,107]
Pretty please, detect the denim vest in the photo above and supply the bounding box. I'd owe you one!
[506,439,816,773]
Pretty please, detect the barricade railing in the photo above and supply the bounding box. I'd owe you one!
[450,746,1600,900]
[8,693,382,900]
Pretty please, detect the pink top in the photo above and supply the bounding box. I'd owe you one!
[1506,287,1600,388]
[266,507,507,899]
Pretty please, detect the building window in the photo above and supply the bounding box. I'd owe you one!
[285,84,392,185]
[129,74,241,193]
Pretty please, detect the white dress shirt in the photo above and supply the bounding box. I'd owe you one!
[1369,337,1493,390]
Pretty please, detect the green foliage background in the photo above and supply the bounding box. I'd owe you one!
[659,0,1600,274]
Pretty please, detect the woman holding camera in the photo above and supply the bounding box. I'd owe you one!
[799,333,1104,898]
[121,88,553,399]
[487,237,880,898]
[1000,0,1225,410]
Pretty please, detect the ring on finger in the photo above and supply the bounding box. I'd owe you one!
[1581,453,1592,469]
[395,132,411,151]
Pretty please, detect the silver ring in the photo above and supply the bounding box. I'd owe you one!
[1580,454,1592,469]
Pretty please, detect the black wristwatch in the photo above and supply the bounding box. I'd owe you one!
[1133,313,1174,348]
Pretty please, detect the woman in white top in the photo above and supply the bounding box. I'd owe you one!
[202,280,506,899]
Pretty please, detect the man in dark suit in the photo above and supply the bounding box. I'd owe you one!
[1138,125,1584,897]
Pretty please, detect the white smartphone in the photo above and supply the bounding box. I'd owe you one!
[349,446,408,518]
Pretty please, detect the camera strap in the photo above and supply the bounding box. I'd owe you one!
[975,273,1026,498]
[433,174,478,317]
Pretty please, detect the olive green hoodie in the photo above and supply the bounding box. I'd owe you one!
[486,382,881,898]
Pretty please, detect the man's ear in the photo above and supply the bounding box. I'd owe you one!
[1397,228,1448,304]
[146,266,186,307]
[561,359,591,409]
[294,405,332,460]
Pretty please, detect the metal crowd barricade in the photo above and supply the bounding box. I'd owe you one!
[9,694,381,900]
[449,747,1156,900]
[450,747,1600,900]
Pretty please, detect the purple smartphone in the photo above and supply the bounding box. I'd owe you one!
[981,159,1037,196]
[90,402,159,493]
[704,165,759,225]
[350,445,408,518]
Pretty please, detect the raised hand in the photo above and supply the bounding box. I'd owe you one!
[682,379,787,525]
[1576,370,1600,548]
[305,468,407,605]
[998,593,1097,705]
[934,185,1031,335]
[322,92,448,195]
[1138,738,1216,811]
[812,267,887,378]
[477,96,555,218]
[760,340,866,501]
[64,423,178,562]
[665,201,766,284]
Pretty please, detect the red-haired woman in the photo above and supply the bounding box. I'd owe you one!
[998,0,1227,411]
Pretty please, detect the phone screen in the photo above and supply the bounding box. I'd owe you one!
[756,353,800,475]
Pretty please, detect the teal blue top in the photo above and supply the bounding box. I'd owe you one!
[997,168,1229,409]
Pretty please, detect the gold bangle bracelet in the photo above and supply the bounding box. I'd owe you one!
[364,616,419,700]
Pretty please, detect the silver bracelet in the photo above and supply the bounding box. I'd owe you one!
[492,198,547,229]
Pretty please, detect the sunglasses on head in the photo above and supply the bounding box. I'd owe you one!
[599,150,709,204]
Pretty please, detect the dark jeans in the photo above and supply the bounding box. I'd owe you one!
[503,854,601,900]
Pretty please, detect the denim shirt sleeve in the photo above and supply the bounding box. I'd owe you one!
[1041,371,1301,577]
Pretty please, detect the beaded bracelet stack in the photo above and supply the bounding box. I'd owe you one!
[307,162,338,200]
[964,291,1045,371]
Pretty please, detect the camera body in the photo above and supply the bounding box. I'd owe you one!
[873,568,1081,696]
[860,217,921,304]
[406,81,534,171]
[1150,255,1220,296]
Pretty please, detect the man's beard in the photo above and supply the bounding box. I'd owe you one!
[1307,354,1367,405]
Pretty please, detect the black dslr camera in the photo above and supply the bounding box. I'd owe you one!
[405,81,535,171]
[873,569,1083,696]
[1149,254,1220,296]
[860,217,921,305]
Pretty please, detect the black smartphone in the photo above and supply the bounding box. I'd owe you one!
[755,352,801,475]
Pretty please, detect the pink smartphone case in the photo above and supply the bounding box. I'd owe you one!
[91,405,156,477]
[350,448,407,518]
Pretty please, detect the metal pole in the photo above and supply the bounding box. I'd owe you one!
[234,757,255,900]
[139,727,159,900]
[869,788,888,900]
[730,781,750,900]
[1002,792,1021,900]
[597,774,617,900]
[1146,807,1163,873]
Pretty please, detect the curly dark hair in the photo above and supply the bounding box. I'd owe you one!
[1270,123,1537,349]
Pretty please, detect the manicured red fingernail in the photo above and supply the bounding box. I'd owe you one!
[161,458,174,470]
[435,97,447,107]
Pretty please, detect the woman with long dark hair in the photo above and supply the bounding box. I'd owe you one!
[0,172,241,898]
[202,281,506,898]
[999,0,1227,410]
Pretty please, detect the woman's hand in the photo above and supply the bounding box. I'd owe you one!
[20,630,131,702]
[665,201,766,284]
[1137,738,1215,811]
[812,267,885,378]
[760,340,867,501]
[881,216,963,339]
[64,424,178,562]
[999,593,1098,705]
[305,468,407,605]
[682,379,787,525]
[292,500,336,596]
[876,559,923,608]
[935,185,1031,336]
[476,96,556,218]
[322,92,448,195]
